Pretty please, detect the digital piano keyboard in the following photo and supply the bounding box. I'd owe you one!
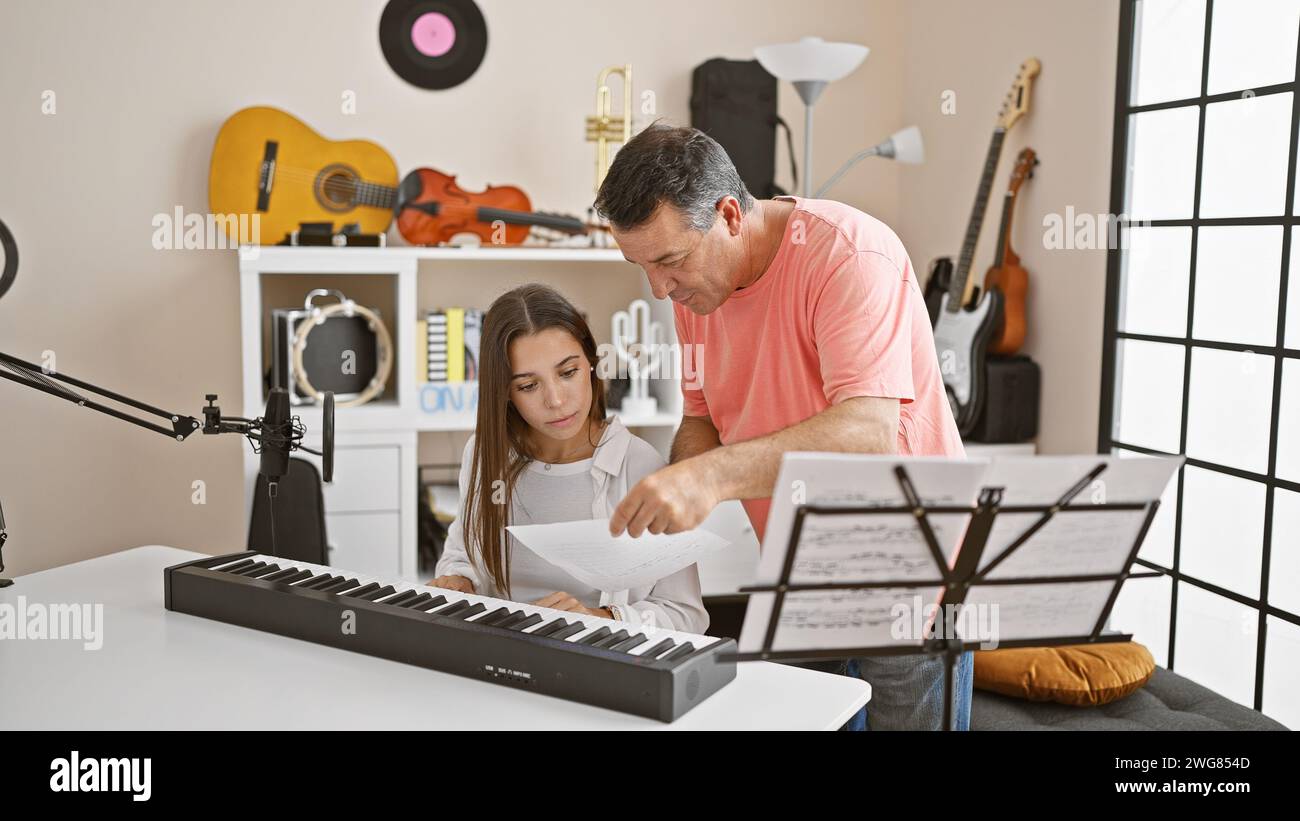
[164,552,737,722]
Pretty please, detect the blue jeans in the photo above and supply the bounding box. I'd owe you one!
[840,651,974,731]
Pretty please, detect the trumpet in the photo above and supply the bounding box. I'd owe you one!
[585,64,633,193]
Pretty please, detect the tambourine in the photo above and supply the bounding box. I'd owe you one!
[291,290,394,409]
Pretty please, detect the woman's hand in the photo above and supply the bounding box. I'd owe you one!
[532,591,612,619]
[427,574,475,594]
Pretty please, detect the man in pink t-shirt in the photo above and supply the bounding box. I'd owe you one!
[595,124,970,731]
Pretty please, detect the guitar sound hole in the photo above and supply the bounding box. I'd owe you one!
[314,165,359,212]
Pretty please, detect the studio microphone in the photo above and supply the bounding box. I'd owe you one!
[259,387,292,483]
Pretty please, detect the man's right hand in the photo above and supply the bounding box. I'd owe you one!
[427,575,475,594]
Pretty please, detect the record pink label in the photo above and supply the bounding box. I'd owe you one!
[410,11,455,57]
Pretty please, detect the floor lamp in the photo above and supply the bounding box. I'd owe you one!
[755,36,869,198]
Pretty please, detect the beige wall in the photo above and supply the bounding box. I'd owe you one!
[0,0,905,574]
[897,0,1122,454]
[0,0,1123,576]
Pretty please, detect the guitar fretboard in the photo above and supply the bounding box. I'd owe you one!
[946,128,1006,312]
[353,182,397,210]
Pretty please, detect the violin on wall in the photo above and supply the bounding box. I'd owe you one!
[394,168,589,245]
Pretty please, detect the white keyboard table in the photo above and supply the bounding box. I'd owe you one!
[0,546,869,730]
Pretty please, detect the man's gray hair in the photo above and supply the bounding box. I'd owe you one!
[593,122,754,232]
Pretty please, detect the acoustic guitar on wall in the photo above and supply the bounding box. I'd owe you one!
[209,106,400,244]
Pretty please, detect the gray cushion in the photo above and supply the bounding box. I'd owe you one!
[972,666,1289,730]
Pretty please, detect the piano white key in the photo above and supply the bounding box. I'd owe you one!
[230,552,720,649]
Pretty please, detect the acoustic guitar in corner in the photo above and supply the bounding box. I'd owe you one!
[932,58,1040,437]
[984,147,1038,355]
[209,106,400,245]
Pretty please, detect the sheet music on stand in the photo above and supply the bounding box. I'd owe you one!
[731,452,1182,730]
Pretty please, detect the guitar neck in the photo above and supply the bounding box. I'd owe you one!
[355,182,398,211]
[992,189,1015,268]
[946,128,1006,311]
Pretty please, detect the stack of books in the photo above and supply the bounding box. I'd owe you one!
[417,308,482,384]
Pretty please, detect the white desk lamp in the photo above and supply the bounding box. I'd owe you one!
[815,125,925,197]
[755,36,869,197]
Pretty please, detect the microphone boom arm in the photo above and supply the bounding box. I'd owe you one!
[0,350,334,587]
[0,351,203,441]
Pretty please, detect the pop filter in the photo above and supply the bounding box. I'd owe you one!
[321,391,335,483]
[0,217,17,302]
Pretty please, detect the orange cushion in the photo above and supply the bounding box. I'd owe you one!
[973,642,1156,706]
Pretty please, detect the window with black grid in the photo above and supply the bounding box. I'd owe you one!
[1101,0,1300,726]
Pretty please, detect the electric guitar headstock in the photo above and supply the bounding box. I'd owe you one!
[997,58,1041,132]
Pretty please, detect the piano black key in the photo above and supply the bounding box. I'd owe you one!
[454,603,487,620]
[577,627,613,645]
[244,563,281,578]
[299,574,342,590]
[216,558,256,574]
[548,622,587,640]
[475,607,513,626]
[396,592,433,609]
[495,611,529,629]
[661,642,696,662]
[529,619,569,637]
[639,638,676,660]
[278,569,315,585]
[360,585,397,601]
[317,577,358,594]
[435,600,471,617]
[232,561,269,576]
[507,613,543,632]
[610,633,649,653]
[261,567,301,582]
[342,582,380,598]
[592,629,630,649]
[384,590,419,608]
[402,594,447,611]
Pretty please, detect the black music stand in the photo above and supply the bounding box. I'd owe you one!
[728,460,1171,731]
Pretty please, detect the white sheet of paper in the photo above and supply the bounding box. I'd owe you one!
[506,518,730,591]
[742,587,945,652]
[739,452,1182,655]
[977,455,1182,579]
[756,453,990,584]
[741,454,989,653]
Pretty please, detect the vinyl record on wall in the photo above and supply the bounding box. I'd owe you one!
[379,0,488,90]
[0,217,16,303]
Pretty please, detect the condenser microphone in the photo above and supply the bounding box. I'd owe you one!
[259,387,292,483]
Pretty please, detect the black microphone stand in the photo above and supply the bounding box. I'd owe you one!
[0,351,333,586]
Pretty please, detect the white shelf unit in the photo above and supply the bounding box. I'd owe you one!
[237,245,681,581]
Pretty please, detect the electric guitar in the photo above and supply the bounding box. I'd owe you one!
[932,59,1040,436]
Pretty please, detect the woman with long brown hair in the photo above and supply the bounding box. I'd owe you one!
[429,284,707,633]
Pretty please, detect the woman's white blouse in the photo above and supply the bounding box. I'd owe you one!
[433,418,709,634]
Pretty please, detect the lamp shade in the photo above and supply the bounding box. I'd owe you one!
[886,125,925,164]
[754,36,869,83]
